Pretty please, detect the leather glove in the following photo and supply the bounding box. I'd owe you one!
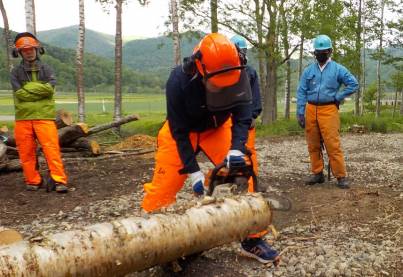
[297,114,305,129]
[225,149,245,168]
[189,171,205,197]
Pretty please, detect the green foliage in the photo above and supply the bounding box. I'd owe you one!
[363,83,377,111]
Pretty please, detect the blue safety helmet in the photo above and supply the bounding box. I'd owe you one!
[230,35,247,49]
[313,35,332,50]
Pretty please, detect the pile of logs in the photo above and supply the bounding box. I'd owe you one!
[0,110,139,172]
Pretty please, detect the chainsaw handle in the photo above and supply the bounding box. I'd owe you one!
[206,162,226,196]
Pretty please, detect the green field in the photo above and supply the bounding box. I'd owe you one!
[1,91,401,138]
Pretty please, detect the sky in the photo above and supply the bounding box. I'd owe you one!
[0,0,170,38]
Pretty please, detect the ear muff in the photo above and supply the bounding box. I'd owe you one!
[12,48,19,58]
[182,50,202,75]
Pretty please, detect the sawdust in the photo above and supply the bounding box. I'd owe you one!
[106,134,156,151]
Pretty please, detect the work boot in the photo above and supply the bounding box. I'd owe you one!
[47,178,68,193]
[26,180,43,191]
[26,184,40,191]
[337,177,349,189]
[305,172,325,185]
[55,183,68,193]
[240,238,280,265]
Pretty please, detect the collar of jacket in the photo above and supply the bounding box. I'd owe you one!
[21,59,41,71]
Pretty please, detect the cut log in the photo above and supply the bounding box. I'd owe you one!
[0,229,23,246]
[69,137,101,155]
[0,141,8,170]
[0,159,21,172]
[87,114,139,135]
[58,123,89,146]
[0,195,272,275]
[55,109,73,129]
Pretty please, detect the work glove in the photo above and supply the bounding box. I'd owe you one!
[189,171,205,197]
[297,114,305,129]
[225,149,245,169]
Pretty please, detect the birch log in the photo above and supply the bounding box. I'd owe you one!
[0,195,272,276]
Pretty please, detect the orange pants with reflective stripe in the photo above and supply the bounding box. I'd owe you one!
[14,120,67,185]
[305,103,346,178]
[141,120,265,238]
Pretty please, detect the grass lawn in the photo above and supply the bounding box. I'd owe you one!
[1,91,402,138]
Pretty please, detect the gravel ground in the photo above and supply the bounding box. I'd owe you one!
[1,133,402,276]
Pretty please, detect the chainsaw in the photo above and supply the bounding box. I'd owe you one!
[205,156,291,211]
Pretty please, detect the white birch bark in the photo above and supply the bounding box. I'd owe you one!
[76,0,86,122]
[25,0,36,35]
[0,195,272,276]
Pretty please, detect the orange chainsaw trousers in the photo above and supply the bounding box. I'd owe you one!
[14,120,67,185]
[305,103,346,178]
[142,119,258,212]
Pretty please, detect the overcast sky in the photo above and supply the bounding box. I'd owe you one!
[0,0,169,38]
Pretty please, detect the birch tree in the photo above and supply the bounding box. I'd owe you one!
[76,0,86,122]
[25,0,36,35]
[0,0,12,72]
[210,0,218,32]
[170,0,181,65]
[375,0,385,117]
[96,0,149,126]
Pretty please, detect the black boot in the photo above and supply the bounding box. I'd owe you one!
[337,177,349,189]
[305,172,325,185]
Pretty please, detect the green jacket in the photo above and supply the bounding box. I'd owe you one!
[10,60,57,120]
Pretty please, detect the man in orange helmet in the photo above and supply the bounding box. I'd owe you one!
[141,33,279,264]
[10,32,68,192]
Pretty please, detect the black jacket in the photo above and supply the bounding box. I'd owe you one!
[166,66,252,174]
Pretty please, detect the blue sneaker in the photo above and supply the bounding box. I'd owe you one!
[240,238,280,265]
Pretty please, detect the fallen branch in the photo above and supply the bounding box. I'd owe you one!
[87,114,139,136]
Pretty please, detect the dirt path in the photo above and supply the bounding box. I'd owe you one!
[0,133,401,276]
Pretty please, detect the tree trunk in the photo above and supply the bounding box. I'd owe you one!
[298,34,304,79]
[58,123,89,146]
[69,137,101,155]
[354,0,363,116]
[0,0,12,72]
[210,0,218,32]
[254,0,266,101]
[400,90,403,115]
[392,88,398,117]
[375,0,385,118]
[55,109,73,129]
[0,141,7,170]
[87,114,139,135]
[262,5,278,126]
[24,0,36,35]
[170,0,181,65]
[114,0,123,124]
[280,2,290,119]
[76,0,86,123]
[0,195,272,275]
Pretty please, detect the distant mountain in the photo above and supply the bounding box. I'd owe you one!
[38,26,115,58]
[0,28,164,92]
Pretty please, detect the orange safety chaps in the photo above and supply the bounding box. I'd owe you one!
[305,103,347,178]
[142,120,259,212]
[14,120,67,185]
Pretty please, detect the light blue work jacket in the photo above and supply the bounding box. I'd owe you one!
[296,60,359,116]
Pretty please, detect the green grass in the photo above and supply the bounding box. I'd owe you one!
[1,91,402,138]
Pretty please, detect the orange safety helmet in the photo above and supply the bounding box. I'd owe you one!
[194,33,242,88]
[15,36,40,50]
